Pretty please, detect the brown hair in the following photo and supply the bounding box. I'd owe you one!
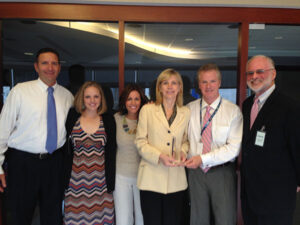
[74,81,107,115]
[35,47,60,63]
[197,63,222,82]
[118,83,148,115]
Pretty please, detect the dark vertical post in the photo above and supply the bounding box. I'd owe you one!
[236,22,249,107]
[119,20,125,95]
[236,22,249,225]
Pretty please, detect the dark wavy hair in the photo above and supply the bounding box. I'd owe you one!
[118,84,148,115]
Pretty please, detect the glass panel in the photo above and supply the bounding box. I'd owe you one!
[124,23,239,104]
[3,20,119,109]
[248,24,300,100]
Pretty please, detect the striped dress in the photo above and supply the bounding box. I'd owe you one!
[64,119,115,225]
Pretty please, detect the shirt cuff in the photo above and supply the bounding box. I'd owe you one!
[201,153,212,168]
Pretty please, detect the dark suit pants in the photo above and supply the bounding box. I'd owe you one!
[140,189,185,225]
[5,148,64,225]
[189,163,237,225]
[242,194,294,225]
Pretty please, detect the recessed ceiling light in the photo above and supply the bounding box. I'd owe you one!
[184,38,193,42]
[274,36,283,40]
[24,52,33,56]
[249,24,265,30]
[127,24,142,28]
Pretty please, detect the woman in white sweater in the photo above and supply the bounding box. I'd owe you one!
[114,84,148,225]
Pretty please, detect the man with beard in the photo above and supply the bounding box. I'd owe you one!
[241,55,300,225]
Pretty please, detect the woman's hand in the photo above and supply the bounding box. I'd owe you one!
[159,153,178,167]
[174,151,187,166]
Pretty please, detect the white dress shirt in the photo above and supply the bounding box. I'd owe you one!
[256,84,275,111]
[0,78,74,174]
[187,96,243,169]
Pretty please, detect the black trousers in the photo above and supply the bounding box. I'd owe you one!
[242,195,294,225]
[5,148,64,225]
[140,190,185,225]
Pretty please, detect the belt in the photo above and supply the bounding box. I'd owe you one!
[211,162,234,170]
[35,152,51,160]
[8,147,61,160]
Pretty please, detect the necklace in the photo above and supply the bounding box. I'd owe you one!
[122,116,137,135]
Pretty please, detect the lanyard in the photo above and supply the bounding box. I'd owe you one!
[200,97,222,135]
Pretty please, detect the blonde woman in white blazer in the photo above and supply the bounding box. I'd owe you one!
[135,68,190,225]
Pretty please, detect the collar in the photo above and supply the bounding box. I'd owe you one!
[201,95,221,110]
[257,84,275,105]
[37,78,58,92]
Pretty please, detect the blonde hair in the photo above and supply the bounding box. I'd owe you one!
[155,68,183,107]
[74,81,107,115]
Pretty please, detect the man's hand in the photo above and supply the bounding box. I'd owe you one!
[297,186,300,193]
[185,155,202,169]
[0,174,6,192]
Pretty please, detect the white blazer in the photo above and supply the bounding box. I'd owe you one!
[135,103,190,194]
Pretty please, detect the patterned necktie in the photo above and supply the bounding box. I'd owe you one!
[46,87,57,154]
[202,105,212,173]
[250,97,259,129]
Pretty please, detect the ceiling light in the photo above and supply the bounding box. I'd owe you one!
[184,38,193,42]
[24,52,34,56]
[249,24,265,30]
[42,21,192,59]
[274,36,283,40]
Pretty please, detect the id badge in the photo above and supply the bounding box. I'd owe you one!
[255,131,266,147]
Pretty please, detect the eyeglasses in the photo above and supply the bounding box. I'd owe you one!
[245,68,274,76]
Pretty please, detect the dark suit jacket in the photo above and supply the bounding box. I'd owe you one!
[63,108,116,193]
[241,88,300,214]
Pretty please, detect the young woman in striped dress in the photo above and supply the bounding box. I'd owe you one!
[63,81,116,225]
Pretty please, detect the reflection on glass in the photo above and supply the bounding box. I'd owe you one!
[125,23,239,103]
[248,24,300,100]
[3,19,119,108]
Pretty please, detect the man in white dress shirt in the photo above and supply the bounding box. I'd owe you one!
[185,63,243,225]
[0,48,73,225]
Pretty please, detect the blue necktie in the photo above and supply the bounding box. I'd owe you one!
[46,87,57,154]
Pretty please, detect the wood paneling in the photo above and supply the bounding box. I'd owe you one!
[0,3,300,24]
[118,20,125,95]
[237,22,249,107]
[236,23,249,225]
